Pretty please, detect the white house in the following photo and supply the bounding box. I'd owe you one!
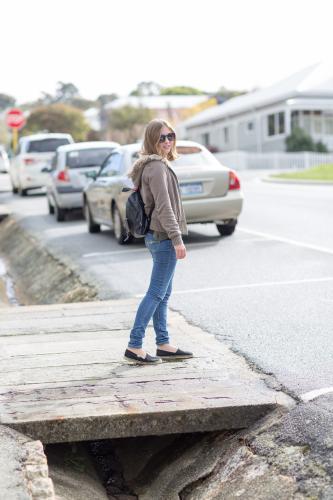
[178,62,333,152]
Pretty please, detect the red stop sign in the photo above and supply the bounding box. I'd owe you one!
[6,108,26,129]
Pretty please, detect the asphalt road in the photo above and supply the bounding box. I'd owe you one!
[0,171,332,402]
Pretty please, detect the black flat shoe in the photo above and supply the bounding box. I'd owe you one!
[156,348,193,360]
[124,349,162,365]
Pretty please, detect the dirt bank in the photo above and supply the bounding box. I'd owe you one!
[0,216,97,305]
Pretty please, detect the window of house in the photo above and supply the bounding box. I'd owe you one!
[313,111,323,134]
[223,127,229,143]
[302,112,312,134]
[247,122,254,132]
[267,112,285,136]
[324,116,333,135]
[268,114,275,136]
[202,133,210,147]
[291,110,300,130]
[278,112,285,134]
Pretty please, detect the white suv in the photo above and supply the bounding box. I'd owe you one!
[10,133,74,195]
[0,146,10,173]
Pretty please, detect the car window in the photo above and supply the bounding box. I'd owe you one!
[66,148,114,169]
[99,152,123,177]
[27,138,71,153]
[51,153,58,169]
[172,146,220,167]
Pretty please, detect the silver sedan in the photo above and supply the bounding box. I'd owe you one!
[83,140,244,244]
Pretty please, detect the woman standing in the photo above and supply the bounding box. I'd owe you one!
[124,119,193,364]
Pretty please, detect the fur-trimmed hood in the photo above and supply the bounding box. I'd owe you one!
[128,154,171,187]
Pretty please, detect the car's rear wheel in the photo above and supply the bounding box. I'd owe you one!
[216,219,237,236]
[113,205,132,245]
[84,200,100,233]
[12,184,18,194]
[55,203,66,222]
[47,196,55,215]
[18,185,27,197]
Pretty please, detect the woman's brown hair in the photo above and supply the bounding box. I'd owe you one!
[141,119,178,161]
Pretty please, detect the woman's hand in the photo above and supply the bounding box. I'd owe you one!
[174,244,186,259]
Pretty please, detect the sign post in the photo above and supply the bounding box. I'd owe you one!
[6,108,26,153]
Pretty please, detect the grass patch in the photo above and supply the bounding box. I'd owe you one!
[271,163,333,181]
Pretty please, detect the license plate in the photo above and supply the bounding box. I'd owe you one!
[180,182,203,196]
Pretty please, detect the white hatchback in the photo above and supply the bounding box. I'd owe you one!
[45,141,119,221]
[9,133,73,196]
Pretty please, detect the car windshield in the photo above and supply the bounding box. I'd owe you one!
[172,146,220,167]
[66,148,114,168]
[27,138,71,153]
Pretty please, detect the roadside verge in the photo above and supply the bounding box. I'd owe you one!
[262,176,333,185]
[0,216,97,305]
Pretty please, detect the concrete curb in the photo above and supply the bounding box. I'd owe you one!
[262,176,333,186]
[0,425,55,500]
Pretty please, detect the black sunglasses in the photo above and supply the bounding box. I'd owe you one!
[159,132,176,143]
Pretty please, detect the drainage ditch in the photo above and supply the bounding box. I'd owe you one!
[0,256,20,306]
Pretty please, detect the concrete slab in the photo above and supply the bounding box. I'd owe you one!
[0,204,11,221]
[0,300,288,444]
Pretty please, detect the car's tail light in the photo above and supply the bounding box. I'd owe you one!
[57,170,70,182]
[228,170,240,190]
[24,158,36,165]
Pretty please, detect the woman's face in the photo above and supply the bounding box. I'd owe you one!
[158,125,175,157]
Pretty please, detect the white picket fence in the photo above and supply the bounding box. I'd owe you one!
[214,151,333,171]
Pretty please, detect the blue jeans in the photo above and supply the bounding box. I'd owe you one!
[128,232,177,349]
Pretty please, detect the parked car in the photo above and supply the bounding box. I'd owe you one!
[9,133,74,196]
[45,141,119,221]
[0,146,10,173]
[83,140,244,244]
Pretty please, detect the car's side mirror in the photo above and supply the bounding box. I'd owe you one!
[41,165,52,173]
[85,171,97,180]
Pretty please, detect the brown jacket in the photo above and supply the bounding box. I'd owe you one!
[129,154,187,246]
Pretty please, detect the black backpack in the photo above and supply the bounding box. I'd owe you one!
[123,187,152,239]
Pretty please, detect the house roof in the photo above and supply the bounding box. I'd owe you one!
[105,95,208,110]
[182,62,333,128]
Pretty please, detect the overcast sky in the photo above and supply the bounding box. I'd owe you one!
[1,0,332,104]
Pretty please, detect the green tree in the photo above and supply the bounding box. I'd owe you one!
[160,86,206,95]
[109,105,153,143]
[315,140,328,153]
[70,97,97,110]
[97,93,118,106]
[130,81,161,96]
[55,81,79,103]
[0,93,16,110]
[24,104,90,141]
[286,127,328,152]
[214,86,248,102]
